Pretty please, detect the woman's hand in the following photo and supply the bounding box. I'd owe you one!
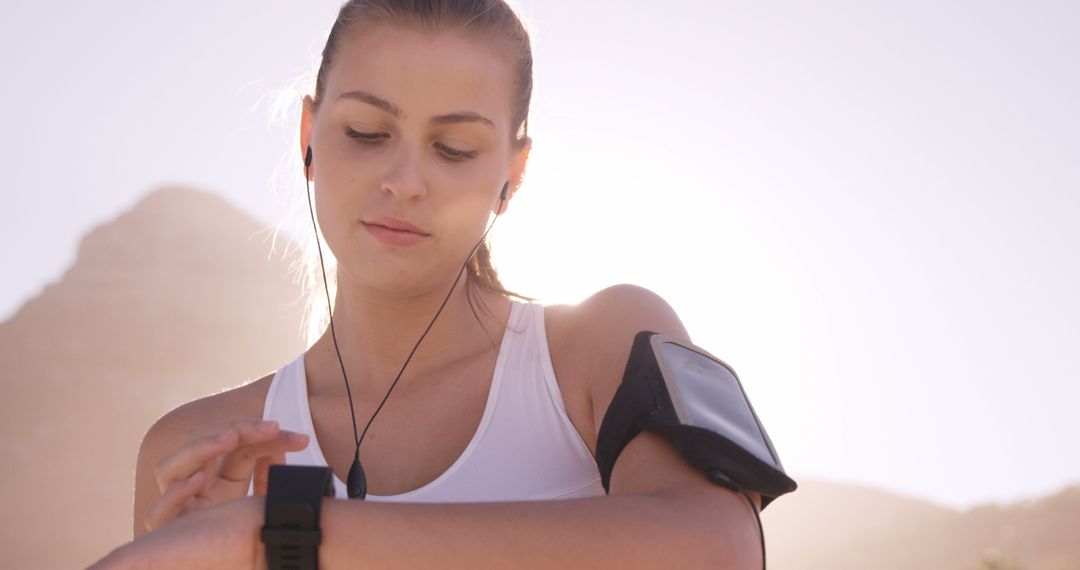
[91,495,267,570]
[142,419,309,533]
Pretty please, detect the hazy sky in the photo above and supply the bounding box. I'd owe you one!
[2,1,1077,510]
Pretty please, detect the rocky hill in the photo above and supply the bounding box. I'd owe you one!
[0,187,307,569]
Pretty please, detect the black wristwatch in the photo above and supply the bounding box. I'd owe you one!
[260,465,336,570]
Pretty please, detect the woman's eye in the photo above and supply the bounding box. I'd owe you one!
[345,128,385,143]
[436,143,478,161]
[345,128,477,161]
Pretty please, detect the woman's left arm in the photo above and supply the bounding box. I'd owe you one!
[319,284,763,569]
[320,437,761,568]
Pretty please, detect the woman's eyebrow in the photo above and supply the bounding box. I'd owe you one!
[336,90,495,129]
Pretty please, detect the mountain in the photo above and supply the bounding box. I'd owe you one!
[0,187,308,569]
[763,479,1080,570]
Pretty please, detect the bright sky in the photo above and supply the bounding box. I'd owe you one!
[2,0,1077,510]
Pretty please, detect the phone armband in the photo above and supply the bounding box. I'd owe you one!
[595,331,797,509]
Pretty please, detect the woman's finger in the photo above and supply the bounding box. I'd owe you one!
[154,420,282,493]
[143,472,206,532]
[153,430,242,494]
[215,432,309,487]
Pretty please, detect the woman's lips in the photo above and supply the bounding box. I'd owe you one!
[362,222,429,246]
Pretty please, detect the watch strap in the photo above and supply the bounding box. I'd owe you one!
[261,465,335,570]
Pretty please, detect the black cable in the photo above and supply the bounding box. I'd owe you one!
[304,161,361,458]
[736,487,766,570]
[356,209,499,453]
[304,151,506,498]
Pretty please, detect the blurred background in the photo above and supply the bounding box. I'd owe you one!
[1,1,1077,568]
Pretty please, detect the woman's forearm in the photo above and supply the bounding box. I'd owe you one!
[319,489,760,569]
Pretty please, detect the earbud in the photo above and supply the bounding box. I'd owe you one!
[305,146,313,168]
[495,181,511,215]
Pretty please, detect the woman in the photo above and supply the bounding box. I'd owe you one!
[93,1,763,567]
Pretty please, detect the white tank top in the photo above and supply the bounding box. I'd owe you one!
[247,299,605,502]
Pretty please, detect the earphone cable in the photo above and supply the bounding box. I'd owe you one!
[304,153,506,496]
[304,161,361,455]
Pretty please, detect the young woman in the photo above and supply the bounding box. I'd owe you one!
[93,1,762,568]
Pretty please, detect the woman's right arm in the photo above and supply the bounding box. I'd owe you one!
[132,400,309,539]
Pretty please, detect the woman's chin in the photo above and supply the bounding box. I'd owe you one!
[339,264,462,299]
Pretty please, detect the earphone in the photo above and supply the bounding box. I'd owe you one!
[303,145,508,499]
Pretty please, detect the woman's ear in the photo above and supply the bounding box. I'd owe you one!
[300,95,316,181]
[497,138,532,215]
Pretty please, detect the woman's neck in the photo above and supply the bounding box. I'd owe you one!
[306,276,512,398]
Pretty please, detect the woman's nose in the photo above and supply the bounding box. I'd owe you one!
[380,144,427,201]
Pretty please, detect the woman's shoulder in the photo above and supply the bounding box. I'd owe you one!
[554,283,690,346]
[541,284,692,452]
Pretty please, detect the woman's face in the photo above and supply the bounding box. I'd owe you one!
[301,24,530,295]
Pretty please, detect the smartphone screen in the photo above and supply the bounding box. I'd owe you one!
[654,337,783,470]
